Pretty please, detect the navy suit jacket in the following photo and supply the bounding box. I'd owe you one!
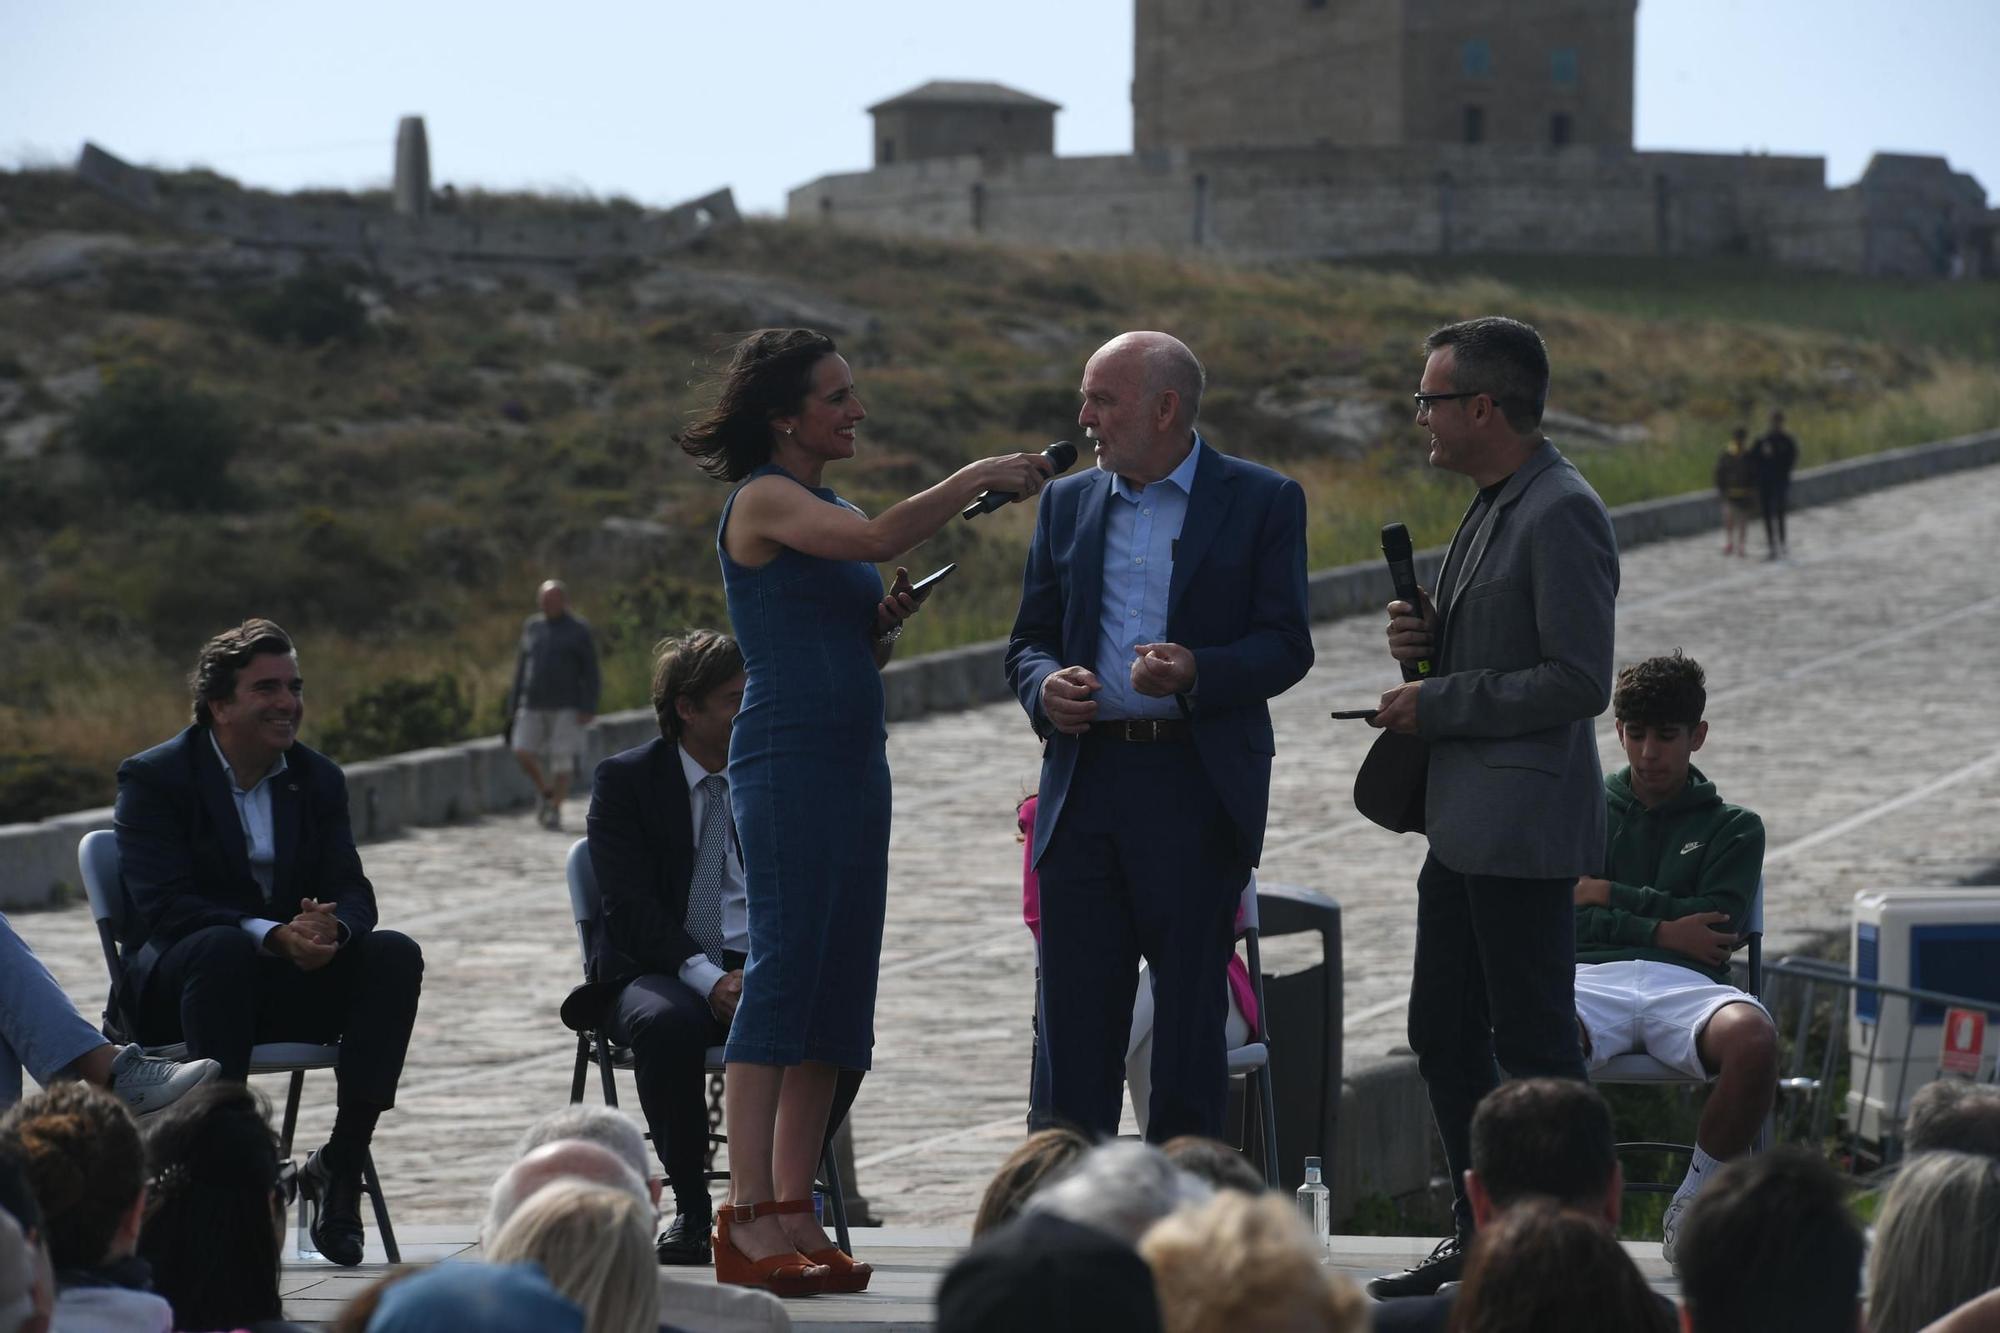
[113,724,376,1007]
[583,737,701,990]
[1005,440,1314,866]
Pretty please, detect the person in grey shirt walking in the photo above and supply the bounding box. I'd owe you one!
[508,579,601,830]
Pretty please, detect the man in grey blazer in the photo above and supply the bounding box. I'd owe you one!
[1365,316,1620,1299]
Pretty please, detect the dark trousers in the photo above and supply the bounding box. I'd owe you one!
[139,925,423,1114]
[1759,478,1790,548]
[1408,851,1586,1239]
[607,950,864,1206]
[1037,738,1246,1142]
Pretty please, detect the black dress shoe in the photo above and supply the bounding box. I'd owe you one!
[300,1148,366,1267]
[1366,1235,1464,1299]
[656,1203,714,1266]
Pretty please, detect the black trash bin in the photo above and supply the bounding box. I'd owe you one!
[1228,881,1342,1191]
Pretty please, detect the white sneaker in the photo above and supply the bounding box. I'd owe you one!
[109,1045,221,1116]
[1661,1195,1687,1269]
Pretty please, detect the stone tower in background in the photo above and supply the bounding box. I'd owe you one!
[393,116,431,217]
[1133,0,1636,152]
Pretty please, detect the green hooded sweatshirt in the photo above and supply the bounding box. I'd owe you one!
[1574,763,1766,983]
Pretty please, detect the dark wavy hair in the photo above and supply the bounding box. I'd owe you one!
[650,629,745,740]
[139,1083,285,1331]
[1613,650,1707,727]
[1451,1199,1672,1333]
[189,618,295,726]
[678,328,838,482]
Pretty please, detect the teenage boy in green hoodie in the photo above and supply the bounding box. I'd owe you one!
[1571,651,1777,1265]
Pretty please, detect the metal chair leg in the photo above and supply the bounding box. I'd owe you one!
[278,1070,305,1159]
[819,1141,852,1257]
[1257,1064,1281,1190]
[570,1033,590,1105]
[595,1037,619,1108]
[361,1146,401,1265]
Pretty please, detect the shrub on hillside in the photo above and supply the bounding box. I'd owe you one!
[0,751,109,824]
[602,573,729,650]
[240,267,370,348]
[317,673,474,763]
[65,366,246,509]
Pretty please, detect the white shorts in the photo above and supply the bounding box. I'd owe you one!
[1575,960,1771,1080]
[512,708,584,767]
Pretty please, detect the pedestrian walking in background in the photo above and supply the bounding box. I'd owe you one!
[506,579,601,830]
[1753,410,1799,559]
[1714,428,1758,557]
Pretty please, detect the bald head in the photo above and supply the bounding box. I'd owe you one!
[1079,331,1205,486]
[1095,332,1204,428]
[537,580,568,617]
[483,1140,650,1243]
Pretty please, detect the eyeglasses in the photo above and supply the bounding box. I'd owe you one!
[275,1159,299,1207]
[1412,391,1486,412]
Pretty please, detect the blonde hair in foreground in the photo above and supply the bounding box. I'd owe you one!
[486,1180,659,1333]
[1139,1190,1366,1333]
[1868,1150,2000,1333]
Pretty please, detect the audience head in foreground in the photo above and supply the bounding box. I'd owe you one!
[0,1207,50,1333]
[1450,1198,1671,1333]
[1467,1077,1621,1226]
[482,1137,648,1245]
[1904,1080,2000,1159]
[971,1128,1089,1238]
[1159,1136,1267,1196]
[938,1213,1163,1333]
[510,1106,660,1208]
[1677,1147,1864,1333]
[0,1082,167,1331]
[486,1180,658,1333]
[364,1261,584,1333]
[138,1083,295,1333]
[1020,1141,1210,1245]
[1868,1150,2000,1333]
[1140,1190,1364,1333]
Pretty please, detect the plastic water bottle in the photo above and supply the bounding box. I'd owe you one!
[1296,1156,1330,1260]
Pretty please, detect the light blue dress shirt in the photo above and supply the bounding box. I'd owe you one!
[209,730,287,948]
[1093,436,1203,721]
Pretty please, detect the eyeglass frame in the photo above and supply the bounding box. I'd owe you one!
[1411,390,1487,412]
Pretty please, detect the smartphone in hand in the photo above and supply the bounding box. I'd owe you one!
[910,563,958,602]
[1330,708,1380,721]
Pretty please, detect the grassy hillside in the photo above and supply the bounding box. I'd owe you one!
[2,168,1996,820]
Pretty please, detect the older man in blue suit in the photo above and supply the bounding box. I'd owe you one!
[1006,331,1313,1142]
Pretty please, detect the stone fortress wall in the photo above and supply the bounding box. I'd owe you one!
[788,0,1993,279]
[75,136,740,267]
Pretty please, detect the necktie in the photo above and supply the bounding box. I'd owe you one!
[687,774,729,967]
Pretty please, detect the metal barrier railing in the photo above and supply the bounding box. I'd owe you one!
[1761,956,2000,1167]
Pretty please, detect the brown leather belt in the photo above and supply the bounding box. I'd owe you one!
[1086,718,1192,743]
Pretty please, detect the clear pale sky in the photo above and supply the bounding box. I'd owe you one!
[4,1,1994,217]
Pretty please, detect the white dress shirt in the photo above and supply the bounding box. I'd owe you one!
[209,730,288,949]
[677,744,749,999]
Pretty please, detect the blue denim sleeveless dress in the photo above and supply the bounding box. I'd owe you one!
[717,463,890,1069]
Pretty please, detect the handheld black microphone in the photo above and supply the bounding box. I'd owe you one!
[1381,522,1432,682]
[962,440,1078,520]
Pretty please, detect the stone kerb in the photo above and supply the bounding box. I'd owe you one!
[4,426,1996,909]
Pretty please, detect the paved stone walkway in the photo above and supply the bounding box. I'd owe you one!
[13,463,2000,1231]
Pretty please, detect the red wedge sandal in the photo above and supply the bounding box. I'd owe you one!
[713,1200,831,1297]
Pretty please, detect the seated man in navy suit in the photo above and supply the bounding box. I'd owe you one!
[114,618,424,1267]
[1006,331,1314,1143]
[580,629,861,1265]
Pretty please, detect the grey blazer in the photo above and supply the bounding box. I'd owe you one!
[1416,439,1620,878]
